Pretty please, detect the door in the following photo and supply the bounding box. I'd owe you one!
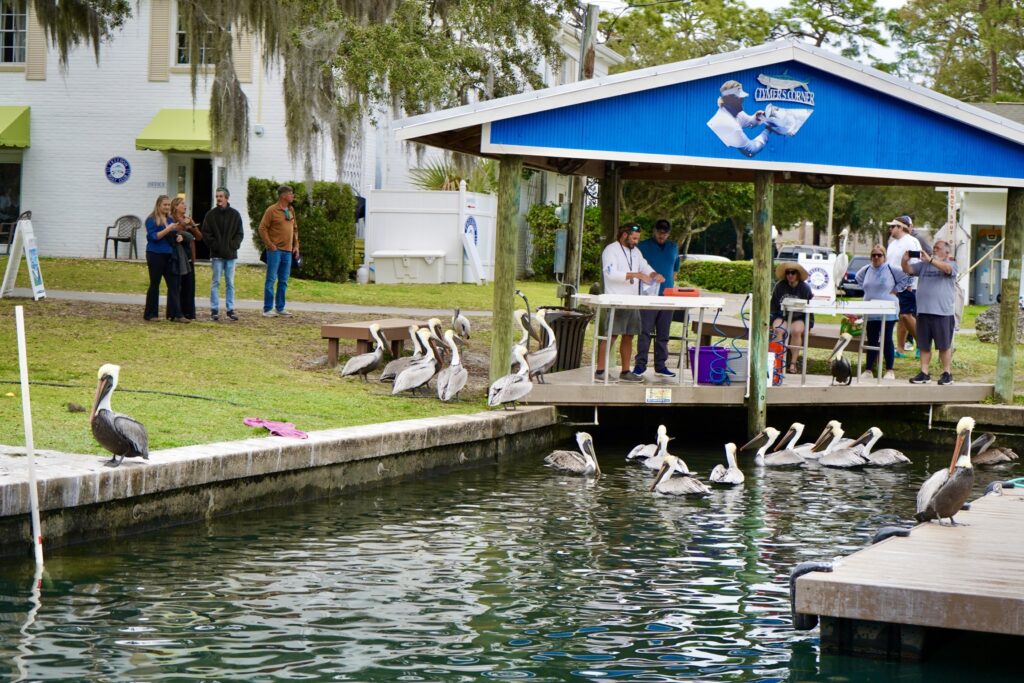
[191,158,213,260]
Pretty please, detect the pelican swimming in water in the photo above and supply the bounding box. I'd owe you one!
[392,328,439,396]
[827,333,853,385]
[710,443,744,485]
[526,309,558,383]
[545,432,600,477]
[379,325,423,382]
[91,364,149,467]
[452,307,471,340]
[651,454,711,496]
[853,427,911,466]
[742,426,800,467]
[626,425,667,462]
[971,433,1019,466]
[916,417,976,526]
[437,330,468,401]
[488,345,533,409]
[638,427,675,470]
[817,426,871,468]
[341,323,386,381]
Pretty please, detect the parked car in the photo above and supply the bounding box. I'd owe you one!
[839,255,870,296]
[682,253,731,262]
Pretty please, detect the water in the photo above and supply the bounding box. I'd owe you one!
[0,442,1018,682]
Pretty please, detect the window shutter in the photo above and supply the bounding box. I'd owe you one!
[26,1,46,80]
[148,0,171,82]
[233,29,253,83]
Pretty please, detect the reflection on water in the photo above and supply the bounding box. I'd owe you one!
[0,442,1018,681]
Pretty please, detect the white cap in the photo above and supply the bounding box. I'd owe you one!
[720,80,748,98]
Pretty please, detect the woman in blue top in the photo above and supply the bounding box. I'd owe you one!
[144,194,187,322]
[855,244,910,379]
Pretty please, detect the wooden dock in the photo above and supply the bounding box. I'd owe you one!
[796,487,1024,659]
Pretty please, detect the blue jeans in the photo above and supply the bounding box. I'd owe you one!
[865,318,896,371]
[264,249,292,312]
[635,309,672,371]
[210,258,237,313]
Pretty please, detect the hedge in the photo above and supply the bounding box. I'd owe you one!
[527,203,604,283]
[247,178,356,282]
[679,260,753,294]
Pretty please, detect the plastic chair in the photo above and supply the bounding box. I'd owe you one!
[0,222,14,255]
[104,215,142,259]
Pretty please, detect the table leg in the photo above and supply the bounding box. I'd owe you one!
[356,340,371,355]
[590,306,600,383]
[693,310,705,387]
[391,340,404,359]
[801,315,810,386]
[604,308,616,385]
[327,339,339,368]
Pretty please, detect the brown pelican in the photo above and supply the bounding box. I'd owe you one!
[915,417,975,526]
[743,426,802,467]
[818,426,871,468]
[437,330,468,401]
[626,424,667,462]
[91,364,149,467]
[526,309,558,383]
[341,323,386,381]
[855,427,911,466]
[452,308,471,340]
[426,318,450,366]
[971,433,1019,466]
[651,454,711,496]
[710,443,744,485]
[379,325,423,382]
[827,333,853,385]
[639,427,674,470]
[392,329,439,396]
[544,432,600,477]
[488,345,532,409]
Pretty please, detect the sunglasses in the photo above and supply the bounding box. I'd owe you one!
[629,225,640,232]
[785,270,799,275]
[871,253,884,257]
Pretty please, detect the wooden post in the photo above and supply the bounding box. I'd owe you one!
[490,155,523,383]
[748,171,774,436]
[600,161,620,245]
[563,175,585,307]
[994,187,1023,403]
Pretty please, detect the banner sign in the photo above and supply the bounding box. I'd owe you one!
[0,214,45,300]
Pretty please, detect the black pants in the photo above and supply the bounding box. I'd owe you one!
[145,252,181,320]
[180,267,196,319]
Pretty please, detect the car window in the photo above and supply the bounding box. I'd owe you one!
[848,256,869,270]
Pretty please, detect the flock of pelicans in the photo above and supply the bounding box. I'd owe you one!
[545,417,1018,525]
[339,298,557,408]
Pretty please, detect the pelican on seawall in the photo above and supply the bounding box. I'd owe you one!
[915,417,975,526]
[626,424,668,464]
[545,432,601,477]
[651,454,711,496]
[341,323,386,381]
[710,442,744,485]
[827,333,853,385]
[488,345,533,409]
[392,328,439,396]
[437,330,469,401]
[452,307,471,340]
[91,364,149,467]
[379,324,423,382]
[971,432,1019,466]
[525,309,558,383]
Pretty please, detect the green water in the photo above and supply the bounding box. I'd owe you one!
[0,441,1018,682]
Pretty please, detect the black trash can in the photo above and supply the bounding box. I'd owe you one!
[538,306,594,372]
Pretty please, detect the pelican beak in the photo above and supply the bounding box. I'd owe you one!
[739,430,768,452]
[91,374,112,421]
[582,436,601,477]
[651,462,668,491]
[827,337,844,361]
[810,425,834,452]
[850,429,874,448]
[772,426,796,453]
[950,432,967,474]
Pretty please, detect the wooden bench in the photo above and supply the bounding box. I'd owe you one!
[322,318,425,367]
[691,316,863,352]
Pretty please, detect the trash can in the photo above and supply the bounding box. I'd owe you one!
[538,306,594,372]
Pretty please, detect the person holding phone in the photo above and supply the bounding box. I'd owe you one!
[258,185,300,317]
[902,240,958,385]
[885,216,922,357]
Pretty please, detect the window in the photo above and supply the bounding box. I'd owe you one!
[175,16,216,65]
[0,0,26,64]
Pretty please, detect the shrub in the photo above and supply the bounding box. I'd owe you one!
[527,203,604,283]
[247,178,356,282]
[679,260,753,294]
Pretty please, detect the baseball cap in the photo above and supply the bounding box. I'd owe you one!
[720,80,748,98]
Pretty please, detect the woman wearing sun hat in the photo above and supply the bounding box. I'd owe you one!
[770,262,814,374]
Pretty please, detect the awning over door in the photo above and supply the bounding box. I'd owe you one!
[135,109,211,152]
[0,106,30,148]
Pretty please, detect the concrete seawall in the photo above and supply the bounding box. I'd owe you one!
[0,407,562,557]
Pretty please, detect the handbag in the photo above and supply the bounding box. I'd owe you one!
[259,249,267,264]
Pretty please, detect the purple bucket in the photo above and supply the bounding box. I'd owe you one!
[687,346,732,385]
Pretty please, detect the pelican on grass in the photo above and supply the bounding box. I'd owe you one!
[392,329,439,396]
[341,323,386,381]
[91,364,149,467]
[651,454,711,496]
[545,432,600,477]
[437,330,468,401]
[526,309,558,383]
[710,443,744,485]
[915,417,975,526]
[452,307,471,340]
[971,433,1019,466]
[488,345,532,409]
[626,424,667,462]
[379,325,422,382]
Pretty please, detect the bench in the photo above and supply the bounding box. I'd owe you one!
[322,318,425,367]
[691,316,863,352]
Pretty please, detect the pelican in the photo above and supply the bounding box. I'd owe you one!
[971,433,1019,466]
[341,323,386,381]
[744,426,802,466]
[488,345,532,409]
[710,443,744,485]
[544,431,600,477]
[827,333,853,386]
[853,427,911,466]
[392,329,439,396]
[379,325,423,382]
[437,330,468,401]
[426,318,450,366]
[91,364,149,467]
[639,427,674,470]
[452,307,471,340]
[526,309,558,383]
[651,454,711,496]
[626,424,667,462]
[818,426,871,468]
[834,227,850,294]
[915,417,975,526]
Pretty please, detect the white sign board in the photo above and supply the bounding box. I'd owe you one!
[1,215,45,300]
[798,253,837,302]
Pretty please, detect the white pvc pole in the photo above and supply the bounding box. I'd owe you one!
[15,306,44,567]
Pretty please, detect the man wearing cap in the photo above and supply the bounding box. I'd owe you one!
[633,219,681,379]
[770,262,814,374]
[886,216,923,356]
[707,80,770,158]
[598,224,665,382]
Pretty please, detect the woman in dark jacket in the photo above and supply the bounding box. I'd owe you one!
[770,262,814,373]
[169,197,202,320]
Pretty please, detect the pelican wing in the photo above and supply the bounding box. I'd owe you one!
[710,465,744,485]
[642,453,666,470]
[437,364,468,401]
[526,347,558,378]
[379,356,414,382]
[974,447,1018,465]
[655,475,711,496]
[489,375,532,406]
[626,443,657,461]
[545,450,587,472]
[916,468,950,514]
[392,358,437,394]
[341,349,383,377]
[112,413,149,457]
[865,448,911,466]
[763,450,806,466]
[819,448,868,468]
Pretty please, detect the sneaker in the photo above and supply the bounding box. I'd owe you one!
[619,371,644,383]
[227,310,239,321]
[938,372,954,386]
[632,365,646,376]
[654,367,676,378]
[904,341,914,351]
[884,370,896,380]
[894,351,905,359]
[595,370,605,380]
[262,310,278,317]
[211,312,219,321]
[277,309,293,317]
[915,348,920,359]
[909,372,930,384]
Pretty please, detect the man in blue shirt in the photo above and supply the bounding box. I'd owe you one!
[633,219,681,378]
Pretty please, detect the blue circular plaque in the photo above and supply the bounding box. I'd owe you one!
[105,157,131,184]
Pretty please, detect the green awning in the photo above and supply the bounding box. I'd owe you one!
[135,109,211,152]
[0,106,30,148]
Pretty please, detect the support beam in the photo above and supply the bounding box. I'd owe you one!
[748,171,774,436]
[563,175,584,307]
[994,187,1023,403]
[490,155,523,383]
[600,161,621,245]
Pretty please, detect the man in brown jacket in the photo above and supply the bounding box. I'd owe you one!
[258,185,300,316]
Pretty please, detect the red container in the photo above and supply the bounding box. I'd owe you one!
[664,287,700,297]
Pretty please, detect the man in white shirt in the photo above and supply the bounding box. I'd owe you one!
[886,216,923,356]
[597,224,664,382]
[706,80,769,158]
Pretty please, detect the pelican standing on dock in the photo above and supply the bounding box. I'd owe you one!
[626,424,667,462]
[710,443,744,485]
[915,417,976,526]
[91,364,149,467]
[488,345,533,409]
[437,330,468,401]
[379,325,422,382]
[341,323,386,381]
[651,455,711,496]
[971,433,1019,466]
[526,309,558,383]
[452,308,471,340]
[392,328,439,396]
[827,333,853,385]
[545,432,600,477]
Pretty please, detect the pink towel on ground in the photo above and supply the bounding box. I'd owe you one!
[244,417,308,439]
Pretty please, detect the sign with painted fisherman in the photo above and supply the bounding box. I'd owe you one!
[706,72,814,158]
